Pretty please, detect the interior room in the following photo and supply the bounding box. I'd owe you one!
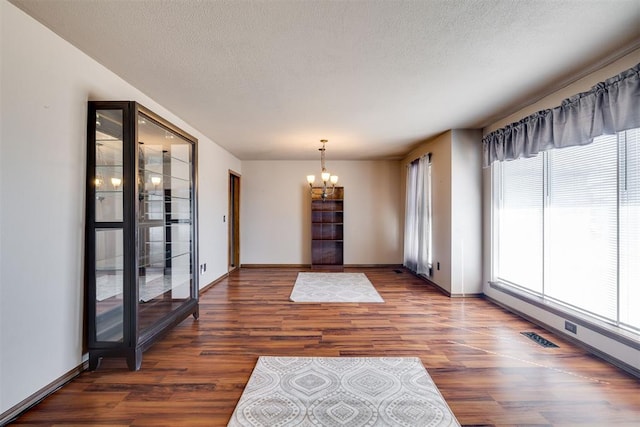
[1,0,639,425]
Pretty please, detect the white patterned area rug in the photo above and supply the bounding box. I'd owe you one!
[290,272,384,303]
[227,356,460,427]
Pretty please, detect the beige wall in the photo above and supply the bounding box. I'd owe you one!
[403,133,453,290]
[402,130,483,295]
[241,160,403,265]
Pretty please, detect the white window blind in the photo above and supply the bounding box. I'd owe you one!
[498,156,543,293]
[546,135,618,320]
[495,128,640,332]
[620,128,640,329]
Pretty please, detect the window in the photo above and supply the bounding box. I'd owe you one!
[494,128,640,332]
[620,128,640,328]
[498,155,543,293]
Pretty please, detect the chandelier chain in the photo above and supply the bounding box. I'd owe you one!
[307,139,338,201]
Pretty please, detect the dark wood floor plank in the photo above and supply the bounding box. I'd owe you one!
[9,267,640,426]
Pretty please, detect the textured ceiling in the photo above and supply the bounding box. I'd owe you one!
[10,0,640,160]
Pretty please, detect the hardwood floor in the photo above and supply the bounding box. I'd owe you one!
[9,267,640,426]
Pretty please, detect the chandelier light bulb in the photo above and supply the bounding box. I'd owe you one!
[321,171,331,182]
[307,175,315,185]
[111,177,122,189]
[330,175,338,185]
[151,176,162,186]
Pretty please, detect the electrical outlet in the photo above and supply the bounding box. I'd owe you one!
[437,262,440,270]
[565,320,577,334]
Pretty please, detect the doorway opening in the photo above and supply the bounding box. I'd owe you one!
[228,171,241,271]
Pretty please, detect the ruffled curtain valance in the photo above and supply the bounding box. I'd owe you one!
[483,63,640,167]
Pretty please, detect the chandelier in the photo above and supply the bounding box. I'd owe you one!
[306,139,338,200]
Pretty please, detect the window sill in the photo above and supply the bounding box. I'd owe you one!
[489,281,640,350]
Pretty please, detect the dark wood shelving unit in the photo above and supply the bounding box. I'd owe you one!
[311,187,344,268]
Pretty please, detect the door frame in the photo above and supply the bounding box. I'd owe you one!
[228,170,241,271]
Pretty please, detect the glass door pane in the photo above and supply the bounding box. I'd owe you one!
[137,113,193,333]
[95,110,124,222]
[94,108,124,343]
[95,229,124,342]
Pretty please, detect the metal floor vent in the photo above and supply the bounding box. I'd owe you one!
[521,332,559,348]
[393,269,403,274]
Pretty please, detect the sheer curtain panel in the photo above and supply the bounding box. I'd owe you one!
[404,154,432,276]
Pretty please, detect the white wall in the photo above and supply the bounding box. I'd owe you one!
[0,1,240,413]
[485,50,640,134]
[241,160,403,265]
[198,139,241,284]
[450,129,482,295]
[482,48,640,371]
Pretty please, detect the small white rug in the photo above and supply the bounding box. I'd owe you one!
[227,356,460,427]
[290,273,383,303]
